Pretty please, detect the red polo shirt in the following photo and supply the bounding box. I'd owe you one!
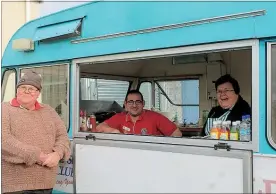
[104,110,177,136]
[10,98,42,110]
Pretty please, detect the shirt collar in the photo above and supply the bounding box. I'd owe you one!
[10,98,43,110]
[125,110,146,122]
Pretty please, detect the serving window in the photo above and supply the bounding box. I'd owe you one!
[77,45,254,145]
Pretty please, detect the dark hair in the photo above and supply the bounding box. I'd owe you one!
[215,74,240,94]
[125,90,144,102]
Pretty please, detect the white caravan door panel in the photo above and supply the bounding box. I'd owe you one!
[74,139,252,193]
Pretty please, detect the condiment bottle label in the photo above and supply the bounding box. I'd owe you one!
[220,132,229,140]
[210,132,219,139]
[230,133,238,140]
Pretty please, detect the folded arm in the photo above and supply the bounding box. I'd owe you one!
[1,104,42,166]
[96,122,121,133]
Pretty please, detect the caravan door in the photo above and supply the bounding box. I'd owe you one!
[74,138,252,193]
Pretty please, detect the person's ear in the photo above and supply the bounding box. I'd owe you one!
[36,91,41,98]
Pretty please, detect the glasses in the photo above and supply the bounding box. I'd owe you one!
[126,100,143,106]
[18,86,38,93]
[216,89,234,95]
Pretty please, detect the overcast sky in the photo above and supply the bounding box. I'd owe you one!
[39,0,93,17]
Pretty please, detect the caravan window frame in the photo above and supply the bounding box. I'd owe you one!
[1,68,17,102]
[72,39,259,152]
[267,42,276,149]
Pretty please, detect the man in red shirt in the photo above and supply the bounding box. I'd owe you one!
[96,90,182,137]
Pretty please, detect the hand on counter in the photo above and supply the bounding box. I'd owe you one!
[110,129,121,134]
[96,122,121,134]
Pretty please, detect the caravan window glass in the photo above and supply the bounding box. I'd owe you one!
[20,64,69,128]
[180,80,200,125]
[156,80,199,124]
[80,78,129,105]
[1,69,16,102]
[139,82,161,110]
[139,82,152,109]
[269,44,276,146]
[140,80,200,124]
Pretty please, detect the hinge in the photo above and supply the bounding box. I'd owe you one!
[85,134,96,141]
[214,142,231,151]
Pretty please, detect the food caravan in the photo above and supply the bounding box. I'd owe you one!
[1,1,276,193]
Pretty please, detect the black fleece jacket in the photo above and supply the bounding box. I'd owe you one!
[202,96,251,136]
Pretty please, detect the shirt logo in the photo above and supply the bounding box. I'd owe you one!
[123,126,130,132]
[141,128,147,135]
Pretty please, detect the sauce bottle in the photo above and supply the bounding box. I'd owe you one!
[89,114,96,132]
[220,121,229,140]
[230,121,239,141]
[235,120,241,140]
[210,121,220,139]
[226,120,231,139]
[82,110,88,131]
[217,120,222,137]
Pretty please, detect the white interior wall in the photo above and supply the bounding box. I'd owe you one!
[81,58,206,78]
[222,50,252,105]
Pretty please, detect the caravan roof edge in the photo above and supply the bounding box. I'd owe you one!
[2,1,276,67]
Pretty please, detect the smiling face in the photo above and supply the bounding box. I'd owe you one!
[124,93,145,117]
[216,82,239,109]
[16,84,40,105]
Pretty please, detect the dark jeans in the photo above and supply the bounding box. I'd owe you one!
[5,189,53,194]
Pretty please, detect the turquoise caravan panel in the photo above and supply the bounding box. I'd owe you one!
[2,1,276,66]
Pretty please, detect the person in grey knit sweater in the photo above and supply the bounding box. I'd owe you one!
[1,70,71,194]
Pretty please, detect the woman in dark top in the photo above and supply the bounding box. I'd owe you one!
[203,74,251,136]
